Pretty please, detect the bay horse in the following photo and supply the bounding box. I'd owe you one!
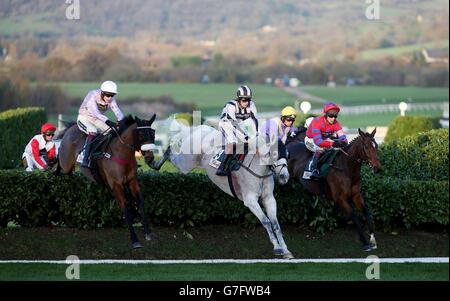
[56,115,157,249]
[287,128,381,251]
[151,119,294,258]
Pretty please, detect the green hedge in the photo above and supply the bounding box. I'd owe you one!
[0,170,447,232]
[378,128,449,181]
[384,115,441,143]
[0,128,448,232]
[0,107,47,169]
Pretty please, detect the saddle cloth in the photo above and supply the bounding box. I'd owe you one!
[209,148,246,173]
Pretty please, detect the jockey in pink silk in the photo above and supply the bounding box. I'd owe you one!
[303,102,348,180]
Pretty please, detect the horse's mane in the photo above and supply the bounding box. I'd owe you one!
[117,115,136,135]
[343,134,361,151]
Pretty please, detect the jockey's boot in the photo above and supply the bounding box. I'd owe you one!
[81,134,95,168]
[303,151,321,180]
[216,154,232,176]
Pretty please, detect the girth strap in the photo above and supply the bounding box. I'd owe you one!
[103,152,137,167]
[227,173,239,200]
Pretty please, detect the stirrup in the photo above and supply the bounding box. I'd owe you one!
[216,168,228,176]
[310,169,321,179]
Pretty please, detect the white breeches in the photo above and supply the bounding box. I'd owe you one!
[77,115,110,135]
[22,152,46,172]
[305,136,332,153]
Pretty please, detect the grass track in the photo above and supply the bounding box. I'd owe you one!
[0,262,447,281]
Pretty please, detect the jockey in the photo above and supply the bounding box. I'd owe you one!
[262,106,297,145]
[77,80,124,168]
[303,102,348,180]
[22,122,57,172]
[216,85,258,176]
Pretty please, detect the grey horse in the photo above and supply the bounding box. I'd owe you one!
[152,120,294,259]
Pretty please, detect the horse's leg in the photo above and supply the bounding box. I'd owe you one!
[112,183,141,248]
[150,146,171,170]
[261,194,294,259]
[337,198,371,251]
[352,192,377,250]
[242,194,280,256]
[128,179,153,241]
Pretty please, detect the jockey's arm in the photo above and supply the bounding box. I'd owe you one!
[263,119,278,140]
[110,99,125,121]
[86,92,108,123]
[335,123,348,143]
[250,102,259,133]
[219,118,248,142]
[311,129,334,148]
[31,139,46,169]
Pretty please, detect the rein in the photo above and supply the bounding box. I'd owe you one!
[110,126,135,150]
[339,148,363,163]
[237,153,275,179]
[103,125,138,167]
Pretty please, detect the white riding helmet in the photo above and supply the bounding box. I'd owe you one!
[100,81,118,94]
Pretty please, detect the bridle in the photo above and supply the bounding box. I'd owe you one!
[338,136,378,166]
[109,124,155,152]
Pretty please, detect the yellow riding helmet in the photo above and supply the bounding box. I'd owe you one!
[281,106,297,118]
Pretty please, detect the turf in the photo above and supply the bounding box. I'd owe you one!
[0,226,447,260]
[0,226,447,281]
[0,262,447,281]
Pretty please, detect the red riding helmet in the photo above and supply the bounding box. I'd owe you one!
[323,102,341,114]
[41,122,57,134]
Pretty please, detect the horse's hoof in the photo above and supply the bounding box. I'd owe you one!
[132,242,143,249]
[274,249,284,256]
[370,244,378,250]
[144,233,152,241]
[362,244,372,252]
[283,251,294,259]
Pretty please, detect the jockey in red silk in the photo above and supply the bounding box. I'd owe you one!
[303,102,348,179]
[22,122,57,172]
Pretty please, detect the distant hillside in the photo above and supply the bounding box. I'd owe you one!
[0,0,448,62]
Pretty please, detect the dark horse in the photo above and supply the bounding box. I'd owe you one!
[56,115,156,249]
[287,128,381,251]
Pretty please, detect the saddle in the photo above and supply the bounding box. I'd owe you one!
[78,132,113,185]
[209,147,246,173]
[315,149,340,177]
[286,140,340,178]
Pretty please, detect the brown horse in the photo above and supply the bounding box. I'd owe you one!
[287,128,381,251]
[56,115,156,249]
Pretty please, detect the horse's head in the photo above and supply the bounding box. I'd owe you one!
[134,115,156,166]
[257,135,290,185]
[273,140,290,185]
[357,128,382,173]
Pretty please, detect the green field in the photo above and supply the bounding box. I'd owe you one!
[0,262,447,281]
[57,82,297,116]
[301,85,449,106]
[50,82,448,128]
[338,109,444,128]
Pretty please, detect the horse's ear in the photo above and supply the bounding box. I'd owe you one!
[358,128,364,136]
[134,115,141,123]
[149,114,156,125]
[370,127,377,137]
